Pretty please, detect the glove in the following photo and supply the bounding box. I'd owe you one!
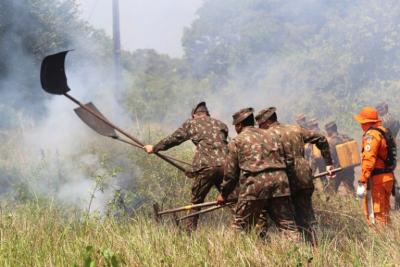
[326,165,336,179]
[356,183,366,198]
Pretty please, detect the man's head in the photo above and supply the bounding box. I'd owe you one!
[375,102,388,116]
[354,106,382,132]
[255,107,277,129]
[191,101,210,118]
[232,107,254,134]
[324,121,338,137]
[295,114,307,127]
[307,118,319,131]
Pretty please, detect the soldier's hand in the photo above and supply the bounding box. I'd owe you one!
[185,171,195,178]
[326,165,336,179]
[143,145,154,154]
[216,194,226,205]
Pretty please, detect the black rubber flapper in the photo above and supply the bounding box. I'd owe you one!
[40,50,71,95]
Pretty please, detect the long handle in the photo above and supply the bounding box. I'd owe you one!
[114,137,192,167]
[157,199,237,216]
[64,93,187,172]
[176,202,235,222]
[313,167,342,179]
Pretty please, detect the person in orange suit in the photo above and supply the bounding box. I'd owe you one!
[354,107,395,225]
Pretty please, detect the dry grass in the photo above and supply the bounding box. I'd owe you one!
[0,193,399,267]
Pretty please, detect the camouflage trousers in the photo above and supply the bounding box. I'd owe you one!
[291,188,317,246]
[186,166,224,231]
[232,196,299,240]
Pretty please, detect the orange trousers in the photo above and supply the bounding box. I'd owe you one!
[363,180,393,225]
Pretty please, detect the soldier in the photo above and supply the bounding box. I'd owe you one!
[306,118,326,190]
[216,108,299,239]
[255,107,334,245]
[307,118,321,132]
[324,121,356,193]
[354,107,396,225]
[295,114,308,128]
[376,102,400,138]
[144,102,228,231]
[376,102,400,209]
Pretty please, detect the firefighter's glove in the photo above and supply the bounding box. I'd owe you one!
[356,182,366,198]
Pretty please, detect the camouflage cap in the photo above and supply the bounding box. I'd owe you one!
[232,107,254,125]
[191,101,209,116]
[324,121,337,131]
[255,107,276,125]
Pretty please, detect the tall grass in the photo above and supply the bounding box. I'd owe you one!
[0,194,400,266]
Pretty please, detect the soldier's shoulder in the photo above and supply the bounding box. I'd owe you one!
[210,117,228,128]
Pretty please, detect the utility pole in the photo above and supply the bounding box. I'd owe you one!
[112,0,122,95]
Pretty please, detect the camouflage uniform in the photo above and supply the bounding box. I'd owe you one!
[269,122,331,239]
[153,108,228,230]
[256,108,332,244]
[220,124,298,237]
[326,129,356,193]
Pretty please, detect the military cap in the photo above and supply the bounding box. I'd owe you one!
[375,101,388,112]
[324,121,337,132]
[308,118,319,128]
[191,101,209,116]
[295,114,306,122]
[255,107,276,125]
[232,107,254,125]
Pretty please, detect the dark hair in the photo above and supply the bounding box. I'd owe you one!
[241,114,255,127]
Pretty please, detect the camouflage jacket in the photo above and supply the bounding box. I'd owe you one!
[327,132,353,167]
[220,126,290,200]
[153,116,228,172]
[382,113,400,138]
[268,122,333,191]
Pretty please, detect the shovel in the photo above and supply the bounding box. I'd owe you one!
[40,51,187,172]
[175,202,235,223]
[153,199,237,222]
[74,103,192,167]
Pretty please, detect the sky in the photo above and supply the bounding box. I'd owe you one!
[77,0,203,57]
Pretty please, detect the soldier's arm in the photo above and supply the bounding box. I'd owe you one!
[153,120,191,152]
[360,132,380,183]
[302,129,333,166]
[221,141,240,199]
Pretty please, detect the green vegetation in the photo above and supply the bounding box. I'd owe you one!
[1,0,400,266]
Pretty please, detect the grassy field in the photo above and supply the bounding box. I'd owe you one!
[0,193,399,267]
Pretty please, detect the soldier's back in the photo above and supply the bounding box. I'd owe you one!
[233,127,286,174]
[187,116,229,169]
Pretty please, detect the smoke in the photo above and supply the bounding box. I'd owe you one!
[0,0,138,213]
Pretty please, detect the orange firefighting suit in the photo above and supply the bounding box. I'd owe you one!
[360,123,394,225]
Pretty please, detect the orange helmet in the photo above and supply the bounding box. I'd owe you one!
[354,106,382,124]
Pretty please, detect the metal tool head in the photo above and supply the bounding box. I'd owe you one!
[74,102,118,138]
[40,50,72,95]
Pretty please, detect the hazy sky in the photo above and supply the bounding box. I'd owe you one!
[77,0,203,57]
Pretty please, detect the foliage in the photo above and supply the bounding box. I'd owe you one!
[1,195,400,266]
